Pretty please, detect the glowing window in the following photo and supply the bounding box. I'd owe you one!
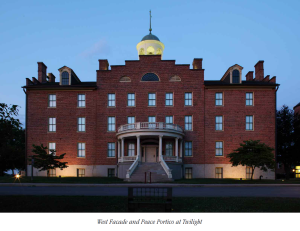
[156,48,162,55]
[139,48,145,55]
[147,46,155,54]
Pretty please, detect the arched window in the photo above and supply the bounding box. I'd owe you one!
[139,48,144,55]
[62,71,69,85]
[147,46,155,55]
[169,75,181,82]
[156,48,162,55]
[141,73,159,81]
[232,70,240,83]
[120,76,131,82]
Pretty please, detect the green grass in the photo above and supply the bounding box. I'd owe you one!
[1,196,300,212]
[1,176,300,184]
[0,176,124,184]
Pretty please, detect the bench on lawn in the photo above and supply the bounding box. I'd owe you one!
[128,187,172,212]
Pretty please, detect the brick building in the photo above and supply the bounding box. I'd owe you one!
[23,29,279,181]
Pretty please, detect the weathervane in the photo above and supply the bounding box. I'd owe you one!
[149,10,152,34]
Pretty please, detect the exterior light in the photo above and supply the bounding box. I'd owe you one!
[15,174,20,179]
[293,169,295,172]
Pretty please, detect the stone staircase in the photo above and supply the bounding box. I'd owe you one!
[127,162,173,182]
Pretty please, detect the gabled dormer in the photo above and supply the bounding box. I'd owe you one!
[220,64,243,84]
[58,66,81,85]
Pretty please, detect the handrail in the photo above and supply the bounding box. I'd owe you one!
[126,157,139,179]
[160,158,172,178]
[118,122,184,133]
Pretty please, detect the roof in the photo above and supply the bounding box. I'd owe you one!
[141,33,160,41]
[22,81,97,89]
[204,80,279,87]
[294,103,300,109]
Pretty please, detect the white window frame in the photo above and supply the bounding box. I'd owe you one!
[48,118,56,132]
[107,143,116,157]
[184,141,192,157]
[246,115,254,131]
[215,92,223,106]
[185,115,192,131]
[108,117,116,131]
[246,92,254,106]
[165,93,173,106]
[215,116,223,131]
[127,93,135,107]
[78,94,86,107]
[78,117,86,132]
[48,94,56,107]
[215,141,223,156]
[48,143,56,155]
[77,143,86,158]
[185,92,192,106]
[128,143,135,157]
[108,93,116,107]
[148,93,156,106]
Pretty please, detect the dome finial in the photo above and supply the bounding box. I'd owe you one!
[149,10,152,34]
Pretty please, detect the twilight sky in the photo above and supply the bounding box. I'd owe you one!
[0,0,299,126]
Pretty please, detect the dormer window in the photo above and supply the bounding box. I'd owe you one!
[232,70,240,83]
[62,71,69,85]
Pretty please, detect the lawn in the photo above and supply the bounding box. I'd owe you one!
[1,196,300,212]
[1,175,300,184]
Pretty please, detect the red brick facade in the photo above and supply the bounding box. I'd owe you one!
[24,55,278,179]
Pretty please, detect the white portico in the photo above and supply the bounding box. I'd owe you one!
[116,122,184,179]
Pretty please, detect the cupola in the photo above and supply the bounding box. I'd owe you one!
[136,11,165,58]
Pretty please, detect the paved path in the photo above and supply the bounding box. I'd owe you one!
[1,184,300,197]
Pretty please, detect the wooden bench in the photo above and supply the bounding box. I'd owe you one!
[128,187,172,212]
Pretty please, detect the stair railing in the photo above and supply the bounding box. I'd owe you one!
[126,157,139,179]
[160,158,172,178]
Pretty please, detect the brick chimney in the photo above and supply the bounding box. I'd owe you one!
[192,58,203,69]
[37,62,47,83]
[47,73,56,83]
[246,71,253,81]
[99,59,109,70]
[254,60,264,81]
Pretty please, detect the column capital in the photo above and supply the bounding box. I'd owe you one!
[136,135,140,138]
[159,135,163,138]
[175,137,179,141]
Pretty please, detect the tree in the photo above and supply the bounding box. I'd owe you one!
[0,103,25,176]
[277,105,300,179]
[28,144,68,176]
[227,140,275,180]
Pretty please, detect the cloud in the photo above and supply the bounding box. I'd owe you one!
[79,39,110,58]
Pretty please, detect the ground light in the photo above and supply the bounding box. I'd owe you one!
[14,174,21,183]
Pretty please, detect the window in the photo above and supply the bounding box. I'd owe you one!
[246,167,252,179]
[128,143,135,156]
[78,117,86,132]
[184,141,192,156]
[216,141,223,156]
[108,168,115,177]
[142,73,159,81]
[78,94,85,107]
[185,93,192,106]
[48,94,56,107]
[48,143,56,155]
[127,93,135,106]
[246,116,254,130]
[61,71,69,85]
[48,169,56,177]
[232,70,240,83]
[127,117,135,129]
[77,169,85,177]
[246,93,253,106]
[48,118,56,132]
[215,116,223,131]
[165,116,173,124]
[148,93,156,106]
[108,93,115,107]
[215,93,223,106]
[185,116,192,130]
[108,143,115,157]
[165,93,173,106]
[215,167,223,178]
[148,116,156,128]
[77,143,85,157]
[108,117,115,131]
[185,168,192,179]
[165,142,173,156]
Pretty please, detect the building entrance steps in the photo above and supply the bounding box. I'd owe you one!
[126,162,173,182]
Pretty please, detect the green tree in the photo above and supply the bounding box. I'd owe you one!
[227,140,275,180]
[28,144,68,176]
[277,105,300,179]
[0,103,25,176]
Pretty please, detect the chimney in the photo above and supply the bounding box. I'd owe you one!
[99,59,109,70]
[47,73,56,83]
[254,60,264,81]
[37,62,47,83]
[246,71,254,81]
[192,58,203,69]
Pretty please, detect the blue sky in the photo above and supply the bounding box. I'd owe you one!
[0,0,299,126]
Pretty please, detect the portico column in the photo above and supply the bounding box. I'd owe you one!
[118,140,121,161]
[159,135,163,162]
[121,138,124,162]
[137,135,140,161]
[180,139,183,158]
[175,138,179,162]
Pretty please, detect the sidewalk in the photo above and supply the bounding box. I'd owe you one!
[1,183,300,187]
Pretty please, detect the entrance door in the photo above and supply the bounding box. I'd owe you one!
[145,146,157,162]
